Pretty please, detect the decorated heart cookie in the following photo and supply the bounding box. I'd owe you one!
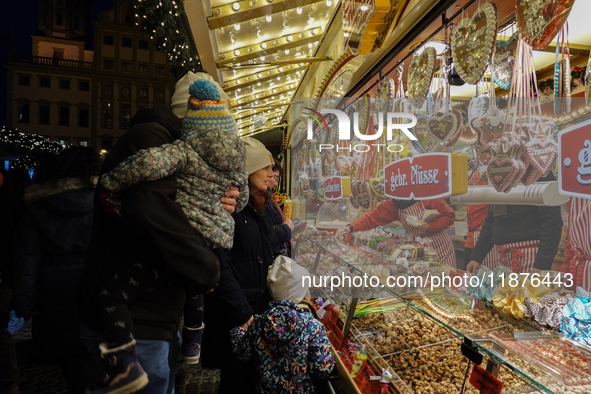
[478,145,493,165]
[426,110,463,146]
[524,139,558,174]
[488,157,521,193]
[349,194,360,209]
[517,0,575,50]
[412,117,440,153]
[407,47,436,109]
[335,154,353,173]
[451,2,498,85]
[471,106,511,146]
[369,177,386,201]
[351,180,371,209]
[520,158,542,186]
[492,34,518,90]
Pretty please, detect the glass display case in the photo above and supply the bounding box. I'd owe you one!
[295,232,587,394]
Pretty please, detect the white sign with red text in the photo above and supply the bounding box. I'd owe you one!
[384,153,452,200]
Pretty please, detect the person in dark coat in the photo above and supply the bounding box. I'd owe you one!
[11,146,102,394]
[201,137,279,394]
[265,159,292,257]
[77,71,239,394]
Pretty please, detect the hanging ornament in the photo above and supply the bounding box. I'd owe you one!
[375,78,394,115]
[491,33,518,90]
[407,47,437,109]
[516,0,576,50]
[451,2,498,85]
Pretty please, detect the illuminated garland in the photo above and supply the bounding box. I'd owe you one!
[0,128,63,170]
[131,0,203,79]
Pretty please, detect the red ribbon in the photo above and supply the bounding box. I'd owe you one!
[500,247,527,273]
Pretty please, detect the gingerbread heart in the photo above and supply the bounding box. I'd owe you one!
[407,47,436,109]
[479,145,493,165]
[471,106,510,146]
[369,177,386,201]
[517,0,575,50]
[351,180,371,209]
[426,110,463,146]
[335,155,353,173]
[524,139,558,174]
[488,157,520,193]
[492,34,518,90]
[451,2,498,85]
[412,117,440,153]
[520,158,542,186]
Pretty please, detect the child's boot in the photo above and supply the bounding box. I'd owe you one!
[181,323,204,364]
[85,340,148,394]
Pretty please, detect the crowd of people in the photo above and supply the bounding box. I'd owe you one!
[1,69,587,394]
[0,71,333,394]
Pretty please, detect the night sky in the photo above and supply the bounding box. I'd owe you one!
[0,0,115,126]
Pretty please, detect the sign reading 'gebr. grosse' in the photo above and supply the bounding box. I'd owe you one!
[559,119,591,199]
[384,153,452,200]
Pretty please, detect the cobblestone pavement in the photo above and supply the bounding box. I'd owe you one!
[12,321,221,394]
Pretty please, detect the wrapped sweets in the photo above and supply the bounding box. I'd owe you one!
[283,198,292,220]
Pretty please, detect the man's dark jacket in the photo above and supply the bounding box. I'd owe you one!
[77,106,220,341]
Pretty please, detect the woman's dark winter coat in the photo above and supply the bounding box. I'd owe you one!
[201,201,279,369]
[12,178,96,355]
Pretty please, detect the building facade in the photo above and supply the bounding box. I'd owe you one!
[6,0,176,149]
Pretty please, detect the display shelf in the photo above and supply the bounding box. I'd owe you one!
[295,232,588,394]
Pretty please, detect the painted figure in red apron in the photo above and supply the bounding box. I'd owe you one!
[561,197,591,291]
[462,204,501,271]
[336,199,457,267]
[467,204,563,274]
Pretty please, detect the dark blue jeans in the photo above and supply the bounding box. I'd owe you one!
[80,325,180,394]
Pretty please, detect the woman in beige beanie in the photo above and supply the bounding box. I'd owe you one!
[201,137,282,394]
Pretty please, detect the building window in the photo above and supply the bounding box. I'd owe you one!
[79,140,88,147]
[18,103,30,123]
[56,12,63,26]
[38,105,50,125]
[79,81,90,91]
[59,79,70,89]
[19,75,30,86]
[156,90,164,100]
[156,67,165,76]
[102,102,113,128]
[39,77,51,88]
[59,106,70,126]
[103,60,114,70]
[122,37,132,47]
[53,49,64,59]
[121,62,131,72]
[138,88,147,99]
[59,138,70,147]
[79,108,89,127]
[104,85,112,96]
[103,35,114,45]
[139,40,149,49]
[121,87,130,97]
[120,104,131,129]
[139,64,148,74]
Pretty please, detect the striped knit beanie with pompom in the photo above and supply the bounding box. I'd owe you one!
[182,79,237,134]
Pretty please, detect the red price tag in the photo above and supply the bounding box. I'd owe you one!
[469,364,503,394]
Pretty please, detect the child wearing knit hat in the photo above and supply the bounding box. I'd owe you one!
[88,79,248,394]
[230,256,334,393]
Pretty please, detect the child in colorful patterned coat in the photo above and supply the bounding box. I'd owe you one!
[230,256,334,393]
[88,79,248,394]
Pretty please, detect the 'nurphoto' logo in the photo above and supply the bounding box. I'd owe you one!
[305,107,417,153]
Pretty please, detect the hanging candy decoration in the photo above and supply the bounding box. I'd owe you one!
[407,47,437,109]
[451,2,499,85]
[375,78,395,114]
[516,0,576,50]
[491,33,518,90]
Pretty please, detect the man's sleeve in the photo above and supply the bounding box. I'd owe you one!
[425,199,455,233]
[349,200,400,232]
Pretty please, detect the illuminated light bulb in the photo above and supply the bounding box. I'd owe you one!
[232,2,240,11]
[266,14,272,22]
[360,5,369,11]
[261,42,268,49]
[277,76,281,80]
[257,82,261,86]
[296,6,302,14]
[238,100,242,104]
[234,49,241,56]
[284,49,289,54]
[279,67,284,72]
[287,36,293,42]
[326,0,332,6]
[312,28,319,35]
[257,73,263,78]
[260,56,265,61]
[236,79,242,84]
[255,95,260,98]
[273,89,277,93]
